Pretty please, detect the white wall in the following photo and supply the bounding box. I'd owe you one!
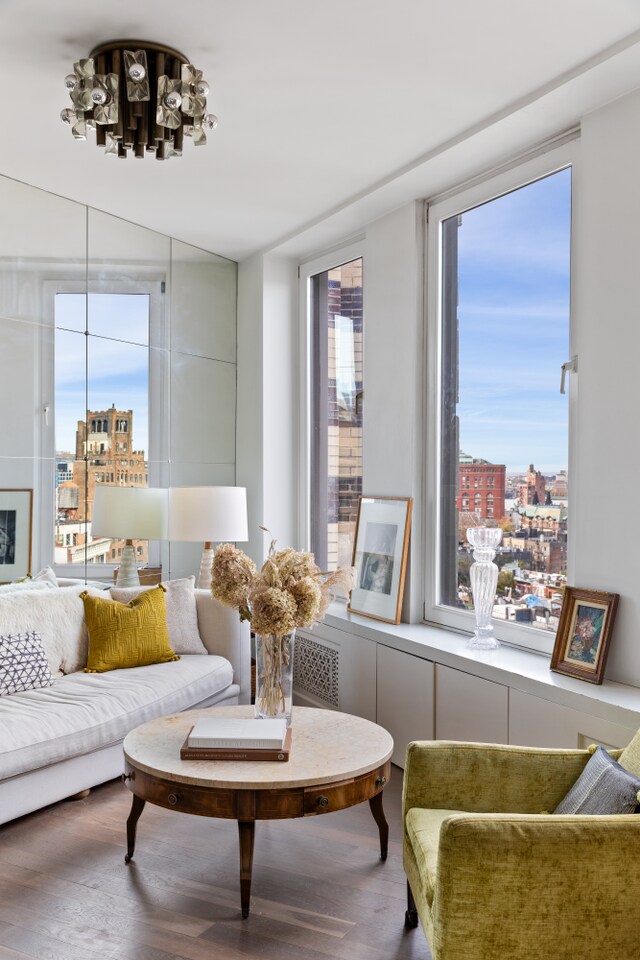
[572,88,640,685]
[237,85,640,687]
[363,203,425,622]
[236,253,298,567]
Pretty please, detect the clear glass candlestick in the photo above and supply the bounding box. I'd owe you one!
[466,526,503,649]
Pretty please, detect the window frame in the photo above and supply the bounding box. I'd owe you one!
[424,141,578,654]
[298,240,364,556]
[39,276,167,581]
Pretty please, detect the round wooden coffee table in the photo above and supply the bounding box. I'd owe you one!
[122,705,393,918]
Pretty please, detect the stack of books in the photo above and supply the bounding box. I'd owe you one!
[180,717,292,761]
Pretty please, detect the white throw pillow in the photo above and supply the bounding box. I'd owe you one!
[0,580,57,595]
[32,566,59,587]
[111,576,207,655]
[0,585,103,676]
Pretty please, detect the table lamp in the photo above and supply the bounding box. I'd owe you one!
[168,486,248,588]
[91,486,169,587]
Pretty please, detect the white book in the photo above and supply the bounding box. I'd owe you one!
[187,717,288,750]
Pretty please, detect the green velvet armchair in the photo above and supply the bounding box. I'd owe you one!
[402,736,640,960]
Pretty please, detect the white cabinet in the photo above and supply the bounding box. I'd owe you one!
[294,623,376,721]
[509,688,636,749]
[376,644,433,768]
[435,664,508,743]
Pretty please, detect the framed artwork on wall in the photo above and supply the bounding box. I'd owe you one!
[348,496,412,624]
[0,489,33,583]
[550,587,619,685]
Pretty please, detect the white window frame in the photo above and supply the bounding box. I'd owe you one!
[39,276,167,581]
[298,240,364,553]
[424,140,578,654]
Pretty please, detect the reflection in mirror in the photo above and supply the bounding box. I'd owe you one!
[0,175,238,584]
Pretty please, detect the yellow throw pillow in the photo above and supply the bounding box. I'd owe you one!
[81,586,180,673]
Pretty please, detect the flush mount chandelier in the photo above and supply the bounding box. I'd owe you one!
[60,39,218,160]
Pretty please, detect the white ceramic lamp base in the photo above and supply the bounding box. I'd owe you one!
[197,542,215,589]
[116,540,140,588]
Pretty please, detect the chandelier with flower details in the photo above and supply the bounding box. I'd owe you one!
[60,40,218,160]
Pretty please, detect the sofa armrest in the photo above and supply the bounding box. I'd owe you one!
[195,590,251,704]
[432,812,640,960]
[403,740,592,815]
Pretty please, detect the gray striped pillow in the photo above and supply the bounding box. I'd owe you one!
[554,746,640,815]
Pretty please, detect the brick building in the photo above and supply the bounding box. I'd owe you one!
[458,453,506,521]
[519,463,546,506]
[55,406,148,566]
[326,261,363,569]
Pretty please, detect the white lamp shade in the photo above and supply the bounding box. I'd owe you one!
[91,486,168,540]
[168,486,248,542]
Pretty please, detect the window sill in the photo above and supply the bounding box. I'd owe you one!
[322,603,640,729]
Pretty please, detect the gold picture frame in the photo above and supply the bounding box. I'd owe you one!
[550,587,619,685]
[348,496,412,624]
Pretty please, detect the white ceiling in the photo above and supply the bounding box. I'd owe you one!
[2,0,640,261]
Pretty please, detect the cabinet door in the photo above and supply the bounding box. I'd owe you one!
[376,644,434,768]
[294,623,377,721]
[435,664,508,743]
[509,688,637,749]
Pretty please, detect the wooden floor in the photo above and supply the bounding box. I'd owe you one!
[0,767,431,960]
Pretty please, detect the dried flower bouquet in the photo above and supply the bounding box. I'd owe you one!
[211,534,354,717]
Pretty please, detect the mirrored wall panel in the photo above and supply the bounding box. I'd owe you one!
[0,173,237,584]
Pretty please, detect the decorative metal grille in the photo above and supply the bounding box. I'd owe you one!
[294,635,339,706]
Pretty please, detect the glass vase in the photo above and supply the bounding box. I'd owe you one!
[466,526,503,649]
[254,630,295,723]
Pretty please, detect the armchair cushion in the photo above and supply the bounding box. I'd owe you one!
[553,745,640,815]
[405,808,461,907]
[618,727,640,777]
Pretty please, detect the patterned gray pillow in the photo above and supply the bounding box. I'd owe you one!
[554,746,640,815]
[0,631,54,696]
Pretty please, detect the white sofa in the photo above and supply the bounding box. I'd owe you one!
[0,586,250,825]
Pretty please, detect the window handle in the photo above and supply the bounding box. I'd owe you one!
[560,356,577,395]
[43,404,50,427]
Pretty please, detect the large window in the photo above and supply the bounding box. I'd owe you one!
[54,292,151,567]
[427,149,573,651]
[307,255,363,571]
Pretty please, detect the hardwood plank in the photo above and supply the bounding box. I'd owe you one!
[0,766,432,960]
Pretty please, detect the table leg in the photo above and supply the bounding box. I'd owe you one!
[124,795,146,864]
[368,790,389,861]
[237,820,256,918]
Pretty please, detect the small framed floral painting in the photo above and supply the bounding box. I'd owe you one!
[0,489,33,583]
[348,496,412,624]
[550,587,619,685]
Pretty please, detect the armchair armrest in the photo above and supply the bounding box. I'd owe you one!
[195,590,251,704]
[403,740,593,815]
[432,812,640,960]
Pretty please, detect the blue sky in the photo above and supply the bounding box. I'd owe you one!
[55,294,149,454]
[455,167,571,474]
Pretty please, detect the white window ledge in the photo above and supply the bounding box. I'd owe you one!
[323,603,640,730]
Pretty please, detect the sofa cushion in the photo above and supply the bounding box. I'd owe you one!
[405,808,462,907]
[0,632,54,696]
[32,566,59,587]
[553,746,640,815]
[111,577,207,655]
[82,587,179,673]
[0,585,101,677]
[0,654,234,781]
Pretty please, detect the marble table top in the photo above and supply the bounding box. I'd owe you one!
[124,705,394,790]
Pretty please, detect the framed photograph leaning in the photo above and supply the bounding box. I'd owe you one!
[348,496,412,624]
[0,489,33,583]
[550,587,619,685]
